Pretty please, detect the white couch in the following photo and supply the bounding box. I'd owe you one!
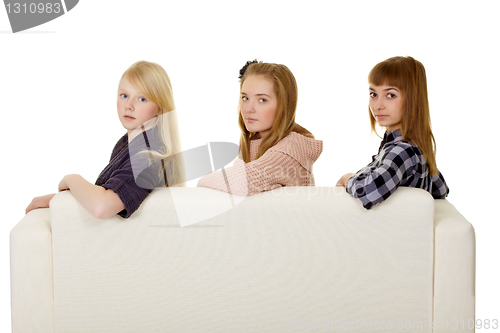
[10,187,475,333]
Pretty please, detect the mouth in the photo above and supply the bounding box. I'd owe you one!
[124,115,136,120]
[375,115,387,119]
[246,117,257,123]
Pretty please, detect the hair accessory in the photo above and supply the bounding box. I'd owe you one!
[239,59,259,79]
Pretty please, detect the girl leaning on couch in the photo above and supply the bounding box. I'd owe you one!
[26,61,184,219]
[336,56,449,209]
[197,60,323,195]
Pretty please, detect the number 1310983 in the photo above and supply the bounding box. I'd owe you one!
[6,2,62,14]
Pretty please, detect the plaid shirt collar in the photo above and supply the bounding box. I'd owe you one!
[379,129,404,152]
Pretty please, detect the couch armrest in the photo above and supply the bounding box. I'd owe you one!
[10,208,55,333]
[434,200,475,332]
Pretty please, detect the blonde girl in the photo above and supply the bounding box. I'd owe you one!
[197,60,323,195]
[337,56,449,209]
[26,61,184,218]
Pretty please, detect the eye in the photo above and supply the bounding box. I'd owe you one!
[259,98,266,103]
[139,97,147,102]
[387,93,396,99]
[120,93,128,99]
[369,92,377,98]
[241,96,248,101]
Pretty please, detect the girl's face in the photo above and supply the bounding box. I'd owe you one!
[369,84,403,133]
[240,75,277,139]
[117,78,159,134]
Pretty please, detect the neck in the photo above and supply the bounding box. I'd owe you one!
[127,117,158,141]
[386,126,400,133]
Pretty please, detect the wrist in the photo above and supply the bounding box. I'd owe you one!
[345,173,355,186]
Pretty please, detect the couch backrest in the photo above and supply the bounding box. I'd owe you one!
[50,186,435,332]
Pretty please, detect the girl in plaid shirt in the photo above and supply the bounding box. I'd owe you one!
[337,56,449,210]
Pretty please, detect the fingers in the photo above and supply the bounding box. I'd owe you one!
[57,180,64,192]
[336,174,347,187]
[25,194,53,214]
[25,200,38,214]
[336,173,355,187]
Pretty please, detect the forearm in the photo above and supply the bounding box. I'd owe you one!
[63,174,104,210]
[61,174,124,219]
[197,166,249,196]
[197,152,307,196]
[346,166,404,210]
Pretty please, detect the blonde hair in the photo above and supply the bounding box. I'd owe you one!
[368,56,438,175]
[120,60,185,186]
[237,61,313,162]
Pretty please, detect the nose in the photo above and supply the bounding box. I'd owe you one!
[244,100,256,114]
[374,98,384,110]
[126,98,134,111]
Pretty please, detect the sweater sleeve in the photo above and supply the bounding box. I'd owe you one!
[197,149,311,196]
[345,144,418,210]
[100,158,154,218]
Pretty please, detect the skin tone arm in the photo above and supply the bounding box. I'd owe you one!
[336,173,356,187]
[57,174,125,219]
[25,193,57,214]
[26,174,125,220]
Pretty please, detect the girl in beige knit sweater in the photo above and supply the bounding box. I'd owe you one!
[197,60,322,196]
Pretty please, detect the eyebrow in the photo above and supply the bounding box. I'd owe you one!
[241,92,271,97]
[118,89,147,97]
[369,86,399,92]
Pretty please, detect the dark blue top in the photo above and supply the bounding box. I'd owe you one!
[95,129,166,218]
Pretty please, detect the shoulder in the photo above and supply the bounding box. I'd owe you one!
[129,128,165,155]
[115,133,128,148]
[273,131,323,155]
[380,140,423,168]
[268,132,323,171]
[110,133,129,159]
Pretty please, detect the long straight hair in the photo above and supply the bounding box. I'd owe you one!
[238,62,313,162]
[368,56,438,175]
[120,61,185,186]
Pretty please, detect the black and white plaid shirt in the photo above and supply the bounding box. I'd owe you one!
[346,129,449,210]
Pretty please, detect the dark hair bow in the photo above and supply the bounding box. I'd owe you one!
[239,59,259,79]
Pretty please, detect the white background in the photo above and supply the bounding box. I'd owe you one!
[1,0,499,331]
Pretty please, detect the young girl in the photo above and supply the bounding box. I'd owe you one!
[25,61,184,219]
[197,60,323,195]
[337,56,449,209]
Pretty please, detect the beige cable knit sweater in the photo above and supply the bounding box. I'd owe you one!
[197,132,323,196]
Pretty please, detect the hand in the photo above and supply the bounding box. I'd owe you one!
[58,174,75,192]
[26,193,56,214]
[336,173,356,187]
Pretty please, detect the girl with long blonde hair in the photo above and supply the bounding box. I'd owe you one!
[26,60,184,218]
[197,60,323,195]
[337,56,449,209]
